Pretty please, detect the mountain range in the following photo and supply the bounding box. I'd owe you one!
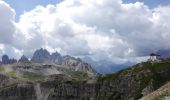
[0,48,96,74]
[0,48,169,100]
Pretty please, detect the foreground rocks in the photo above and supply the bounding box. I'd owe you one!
[141,82,170,100]
[0,83,36,100]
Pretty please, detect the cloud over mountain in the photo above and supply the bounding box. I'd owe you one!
[1,0,170,71]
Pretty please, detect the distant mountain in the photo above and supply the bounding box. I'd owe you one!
[50,52,62,64]
[63,56,96,74]
[18,55,29,63]
[157,49,170,58]
[1,55,17,64]
[2,55,9,64]
[30,48,96,74]
[31,48,51,63]
[0,48,96,74]
[31,48,63,65]
[82,56,134,73]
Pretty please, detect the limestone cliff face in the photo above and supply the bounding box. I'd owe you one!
[0,74,10,87]
[48,81,97,100]
[0,83,36,100]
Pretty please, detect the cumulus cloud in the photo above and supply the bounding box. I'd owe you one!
[0,1,22,59]
[0,1,15,44]
[1,0,170,72]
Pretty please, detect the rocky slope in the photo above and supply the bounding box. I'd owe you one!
[0,63,97,100]
[0,58,170,100]
[141,82,170,100]
[96,62,170,100]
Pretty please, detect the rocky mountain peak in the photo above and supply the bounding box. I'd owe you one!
[1,55,17,64]
[31,48,51,63]
[63,55,74,60]
[0,48,97,75]
[62,56,96,74]
[50,52,62,65]
[2,55,9,64]
[18,55,29,63]
[30,48,96,74]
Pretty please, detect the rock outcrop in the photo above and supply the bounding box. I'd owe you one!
[31,48,63,64]
[50,52,62,65]
[31,48,51,63]
[141,82,170,100]
[0,74,10,87]
[63,56,96,74]
[1,55,17,64]
[0,83,36,100]
[2,55,9,64]
[18,55,29,63]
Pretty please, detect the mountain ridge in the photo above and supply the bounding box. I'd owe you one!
[0,48,96,74]
[0,50,170,100]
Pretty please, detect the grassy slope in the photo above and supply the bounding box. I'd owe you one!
[0,64,91,82]
[98,61,170,100]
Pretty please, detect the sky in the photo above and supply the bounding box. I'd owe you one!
[0,0,170,73]
[5,0,62,21]
[4,0,170,21]
[124,0,170,7]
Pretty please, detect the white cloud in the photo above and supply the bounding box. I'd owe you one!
[0,1,16,44]
[1,0,170,71]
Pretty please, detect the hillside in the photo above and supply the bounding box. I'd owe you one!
[0,62,98,100]
[141,82,170,100]
[97,62,170,100]
[0,60,169,100]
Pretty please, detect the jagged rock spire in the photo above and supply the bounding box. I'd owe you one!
[30,48,96,74]
[1,55,17,64]
[2,55,10,64]
[50,52,63,65]
[18,55,29,63]
[31,48,51,63]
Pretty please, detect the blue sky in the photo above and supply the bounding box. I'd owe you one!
[5,0,62,21]
[5,0,170,21]
[124,0,170,7]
